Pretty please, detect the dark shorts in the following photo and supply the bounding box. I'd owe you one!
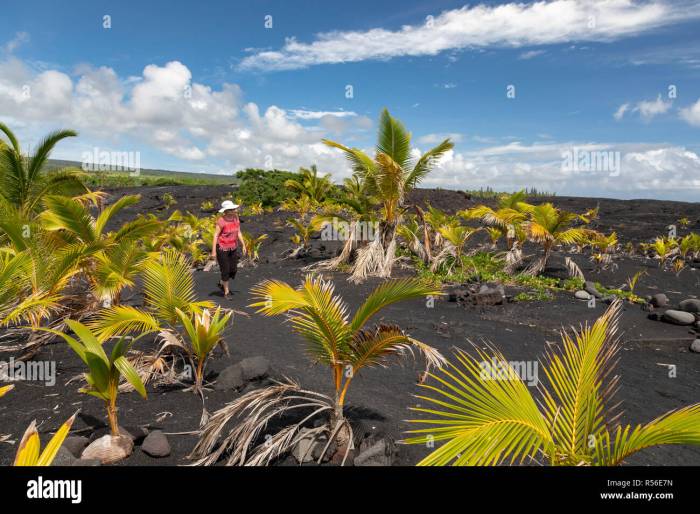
[216,246,239,281]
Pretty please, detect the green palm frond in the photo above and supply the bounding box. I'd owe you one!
[405,344,553,466]
[350,278,441,332]
[377,108,412,171]
[594,405,700,465]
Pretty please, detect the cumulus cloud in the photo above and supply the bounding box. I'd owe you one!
[680,97,700,126]
[239,1,700,71]
[0,57,369,173]
[633,94,672,120]
[614,95,672,121]
[423,141,700,199]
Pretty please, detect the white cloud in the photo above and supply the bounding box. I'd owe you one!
[288,109,357,120]
[680,97,700,126]
[424,141,700,199]
[613,103,629,120]
[239,1,699,71]
[418,133,463,145]
[2,32,29,54]
[0,57,374,174]
[633,94,672,120]
[519,50,546,60]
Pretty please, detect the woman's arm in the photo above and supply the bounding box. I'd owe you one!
[211,224,221,258]
[237,229,247,255]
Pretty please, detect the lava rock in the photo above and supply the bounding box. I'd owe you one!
[647,312,663,321]
[662,310,696,326]
[650,294,669,308]
[141,430,171,458]
[215,363,245,390]
[62,435,89,458]
[291,428,322,464]
[239,356,270,380]
[75,458,101,466]
[51,446,78,466]
[679,299,700,313]
[353,437,396,466]
[574,290,591,300]
[584,281,602,299]
[690,340,700,353]
[123,426,149,445]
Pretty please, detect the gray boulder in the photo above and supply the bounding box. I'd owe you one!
[62,435,89,458]
[690,340,700,354]
[679,299,700,313]
[574,290,591,300]
[662,310,696,326]
[215,363,245,390]
[584,281,602,299]
[240,356,270,380]
[141,430,171,458]
[353,437,395,466]
[650,294,669,308]
[51,446,78,466]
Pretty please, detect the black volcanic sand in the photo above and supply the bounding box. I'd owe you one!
[1,185,699,466]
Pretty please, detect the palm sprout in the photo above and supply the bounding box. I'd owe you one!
[192,275,444,465]
[524,203,593,275]
[405,300,700,465]
[0,123,87,219]
[323,109,453,280]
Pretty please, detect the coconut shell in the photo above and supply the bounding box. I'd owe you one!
[81,434,134,464]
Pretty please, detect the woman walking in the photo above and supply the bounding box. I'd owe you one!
[211,200,246,298]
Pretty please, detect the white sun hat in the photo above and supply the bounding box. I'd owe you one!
[219,200,240,213]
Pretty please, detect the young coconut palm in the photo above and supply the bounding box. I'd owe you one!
[0,123,88,219]
[524,203,592,275]
[284,164,334,206]
[13,413,77,466]
[191,275,445,466]
[323,109,453,281]
[240,231,268,265]
[159,307,233,393]
[41,320,146,437]
[431,222,481,273]
[404,300,700,465]
[460,192,531,251]
[90,248,214,341]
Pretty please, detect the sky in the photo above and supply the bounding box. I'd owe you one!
[1,0,700,200]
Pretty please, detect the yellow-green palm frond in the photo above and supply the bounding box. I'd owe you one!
[40,194,96,243]
[322,139,376,177]
[404,345,553,466]
[0,384,15,398]
[348,324,445,373]
[593,404,700,465]
[94,194,141,236]
[251,275,351,365]
[350,278,441,332]
[407,138,453,189]
[539,300,622,464]
[91,305,162,341]
[142,249,213,324]
[14,412,77,466]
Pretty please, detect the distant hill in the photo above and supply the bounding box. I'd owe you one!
[46,159,235,186]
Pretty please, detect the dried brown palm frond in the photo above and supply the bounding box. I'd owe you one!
[190,379,336,466]
[564,256,585,280]
[349,236,396,283]
[118,350,185,392]
[503,242,524,275]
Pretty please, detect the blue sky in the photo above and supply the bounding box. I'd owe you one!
[2,0,700,199]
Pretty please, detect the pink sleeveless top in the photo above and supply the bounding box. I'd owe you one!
[217,217,240,250]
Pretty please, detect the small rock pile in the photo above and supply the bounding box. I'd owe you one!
[55,425,171,465]
[645,296,700,353]
[446,283,509,306]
